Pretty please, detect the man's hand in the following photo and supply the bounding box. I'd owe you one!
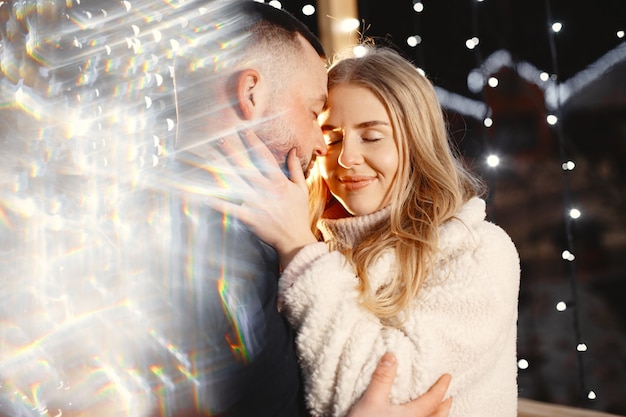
[348,352,453,417]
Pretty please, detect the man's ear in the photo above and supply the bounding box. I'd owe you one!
[237,69,261,120]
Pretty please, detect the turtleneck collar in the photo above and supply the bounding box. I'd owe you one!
[317,205,391,251]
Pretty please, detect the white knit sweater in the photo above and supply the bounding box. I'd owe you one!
[279,197,520,417]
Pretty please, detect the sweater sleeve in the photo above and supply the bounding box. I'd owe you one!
[278,220,520,417]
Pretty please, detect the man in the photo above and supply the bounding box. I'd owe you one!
[159,1,452,416]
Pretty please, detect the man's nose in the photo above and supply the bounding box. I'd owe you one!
[313,130,327,156]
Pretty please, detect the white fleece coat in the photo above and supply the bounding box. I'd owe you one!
[278,197,520,417]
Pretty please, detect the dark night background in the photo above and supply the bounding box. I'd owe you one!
[276,0,626,414]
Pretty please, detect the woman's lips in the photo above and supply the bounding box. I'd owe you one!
[339,175,375,191]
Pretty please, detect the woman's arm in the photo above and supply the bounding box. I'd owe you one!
[279,220,520,417]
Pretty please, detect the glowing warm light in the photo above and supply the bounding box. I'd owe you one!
[561,250,575,261]
[340,18,360,32]
[353,45,368,58]
[552,22,562,32]
[556,301,567,311]
[547,114,558,125]
[577,343,587,352]
[407,35,422,47]
[569,208,581,219]
[413,1,424,12]
[483,117,493,128]
[302,4,315,16]
[486,154,499,167]
[488,77,498,87]
[517,359,529,370]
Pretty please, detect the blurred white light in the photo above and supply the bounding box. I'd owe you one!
[561,250,575,261]
[268,1,282,9]
[588,391,597,400]
[547,114,558,125]
[467,70,484,92]
[488,77,498,87]
[556,301,567,311]
[540,72,550,81]
[486,154,499,167]
[340,18,360,32]
[353,45,368,58]
[302,4,315,16]
[407,35,422,47]
[413,1,424,12]
[465,37,479,50]
[552,22,562,32]
[617,30,624,39]
[569,208,581,219]
[416,67,426,77]
[517,359,529,370]
[562,160,575,171]
[577,343,587,352]
[483,117,493,128]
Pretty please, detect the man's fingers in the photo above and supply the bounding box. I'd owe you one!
[430,397,453,417]
[360,352,398,404]
[407,373,452,415]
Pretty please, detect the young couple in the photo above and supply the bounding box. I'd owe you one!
[171,1,520,416]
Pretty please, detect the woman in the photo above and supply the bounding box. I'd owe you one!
[217,46,520,417]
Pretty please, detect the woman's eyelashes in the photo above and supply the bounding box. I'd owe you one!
[324,131,384,146]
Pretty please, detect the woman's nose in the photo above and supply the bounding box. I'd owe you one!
[338,139,363,169]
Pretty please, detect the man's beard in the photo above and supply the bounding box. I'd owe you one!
[255,116,312,179]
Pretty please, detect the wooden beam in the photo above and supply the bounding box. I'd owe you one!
[518,398,625,417]
[316,0,359,58]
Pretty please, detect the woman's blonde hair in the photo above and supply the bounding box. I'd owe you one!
[308,46,484,318]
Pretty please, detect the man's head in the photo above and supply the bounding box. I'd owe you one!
[173,1,328,176]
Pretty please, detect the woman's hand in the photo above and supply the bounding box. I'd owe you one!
[204,128,318,267]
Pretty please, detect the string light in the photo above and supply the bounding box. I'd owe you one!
[412,1,424,13]
[407,35,422,47]
[486,154,499,167]
[556,301,567,311]
[301,4,315,16]
[546,114,558,125]
[562,160,575,170]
